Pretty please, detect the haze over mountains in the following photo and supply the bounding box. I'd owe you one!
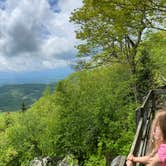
[0,66,74,85]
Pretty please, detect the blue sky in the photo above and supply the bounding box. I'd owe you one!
[0,0,82,72]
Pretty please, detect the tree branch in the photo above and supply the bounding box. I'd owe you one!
[126,35,136,48]
[150,26,166,31]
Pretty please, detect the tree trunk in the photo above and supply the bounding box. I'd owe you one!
[129,48,139,103]
[105,152,111,166]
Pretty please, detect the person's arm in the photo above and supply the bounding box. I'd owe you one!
[132,155,152,164]
[127,154,151,164]
[127,153,159,165]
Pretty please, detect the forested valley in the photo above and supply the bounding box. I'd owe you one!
[0,84,55,112]
[0,1,165,165]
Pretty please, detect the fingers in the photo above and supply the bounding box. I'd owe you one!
[126,160,133,166]
[126,154,134,166]
[127,154,134,161]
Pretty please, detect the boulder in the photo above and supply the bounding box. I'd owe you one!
[28,156,54,166]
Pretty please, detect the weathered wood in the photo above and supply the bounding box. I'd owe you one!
[136,108,142,127]
[141,90,153,109]
[153,89,166,95]
[142,120,149,139]
[130,118,143,155]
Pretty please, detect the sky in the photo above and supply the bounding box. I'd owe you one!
[0,0,82,72]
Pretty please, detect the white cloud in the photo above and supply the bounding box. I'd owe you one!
[0,0,82,71]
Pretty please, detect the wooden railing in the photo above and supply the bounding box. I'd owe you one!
[111,88,166,166]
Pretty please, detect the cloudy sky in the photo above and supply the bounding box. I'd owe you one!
[0,0,82,72]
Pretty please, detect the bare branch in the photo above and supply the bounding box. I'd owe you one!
[126,36,136,48]
[150,26,166,31]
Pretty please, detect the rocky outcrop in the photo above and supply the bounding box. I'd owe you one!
[28,157,55,166]
[29,155,78,166]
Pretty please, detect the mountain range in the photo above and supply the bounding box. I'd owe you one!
[0,66,73,85]
[0,66,74,112]
[0,83,56,112]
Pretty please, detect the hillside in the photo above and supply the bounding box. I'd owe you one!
[0,84,55,112]
[0,64,136,165]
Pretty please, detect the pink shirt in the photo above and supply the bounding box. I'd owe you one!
[157,144,166,166]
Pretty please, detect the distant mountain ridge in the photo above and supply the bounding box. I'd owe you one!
[0,84,55,112]
[0,67,73,85]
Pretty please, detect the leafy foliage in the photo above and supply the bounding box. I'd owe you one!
[70,0,166,70]
[135,49,156,101]
[0,64,136,165]
[70,0,166,102]
[141,31,166,85]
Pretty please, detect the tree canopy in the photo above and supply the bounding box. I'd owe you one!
[142,31,166,85]
[71,0,166,73]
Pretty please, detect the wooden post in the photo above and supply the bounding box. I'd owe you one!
[151,90,156,118]
[136,108,141,128]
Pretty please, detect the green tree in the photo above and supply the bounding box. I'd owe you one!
[0,93,59,165]
[22,101,26,112]
[53,64,136,165]
[142,31,166,85]
[136,49,155,101]
[70,0,166,101]
[0,65,137,165]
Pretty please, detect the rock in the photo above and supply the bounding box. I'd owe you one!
[29,155,78,166]
[29,156,55,166]
[57,155,78,166]
[110,156,126,166]
[57,157,68,166]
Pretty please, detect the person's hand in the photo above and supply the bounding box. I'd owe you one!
[126,154,134,166]
[127,154,134,160]
[126,159,133,166]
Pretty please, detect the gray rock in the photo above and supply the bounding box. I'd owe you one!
[29,155,78,166]
[29,156,54,166]
[110,156,126,166]
[57,158,68,166]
